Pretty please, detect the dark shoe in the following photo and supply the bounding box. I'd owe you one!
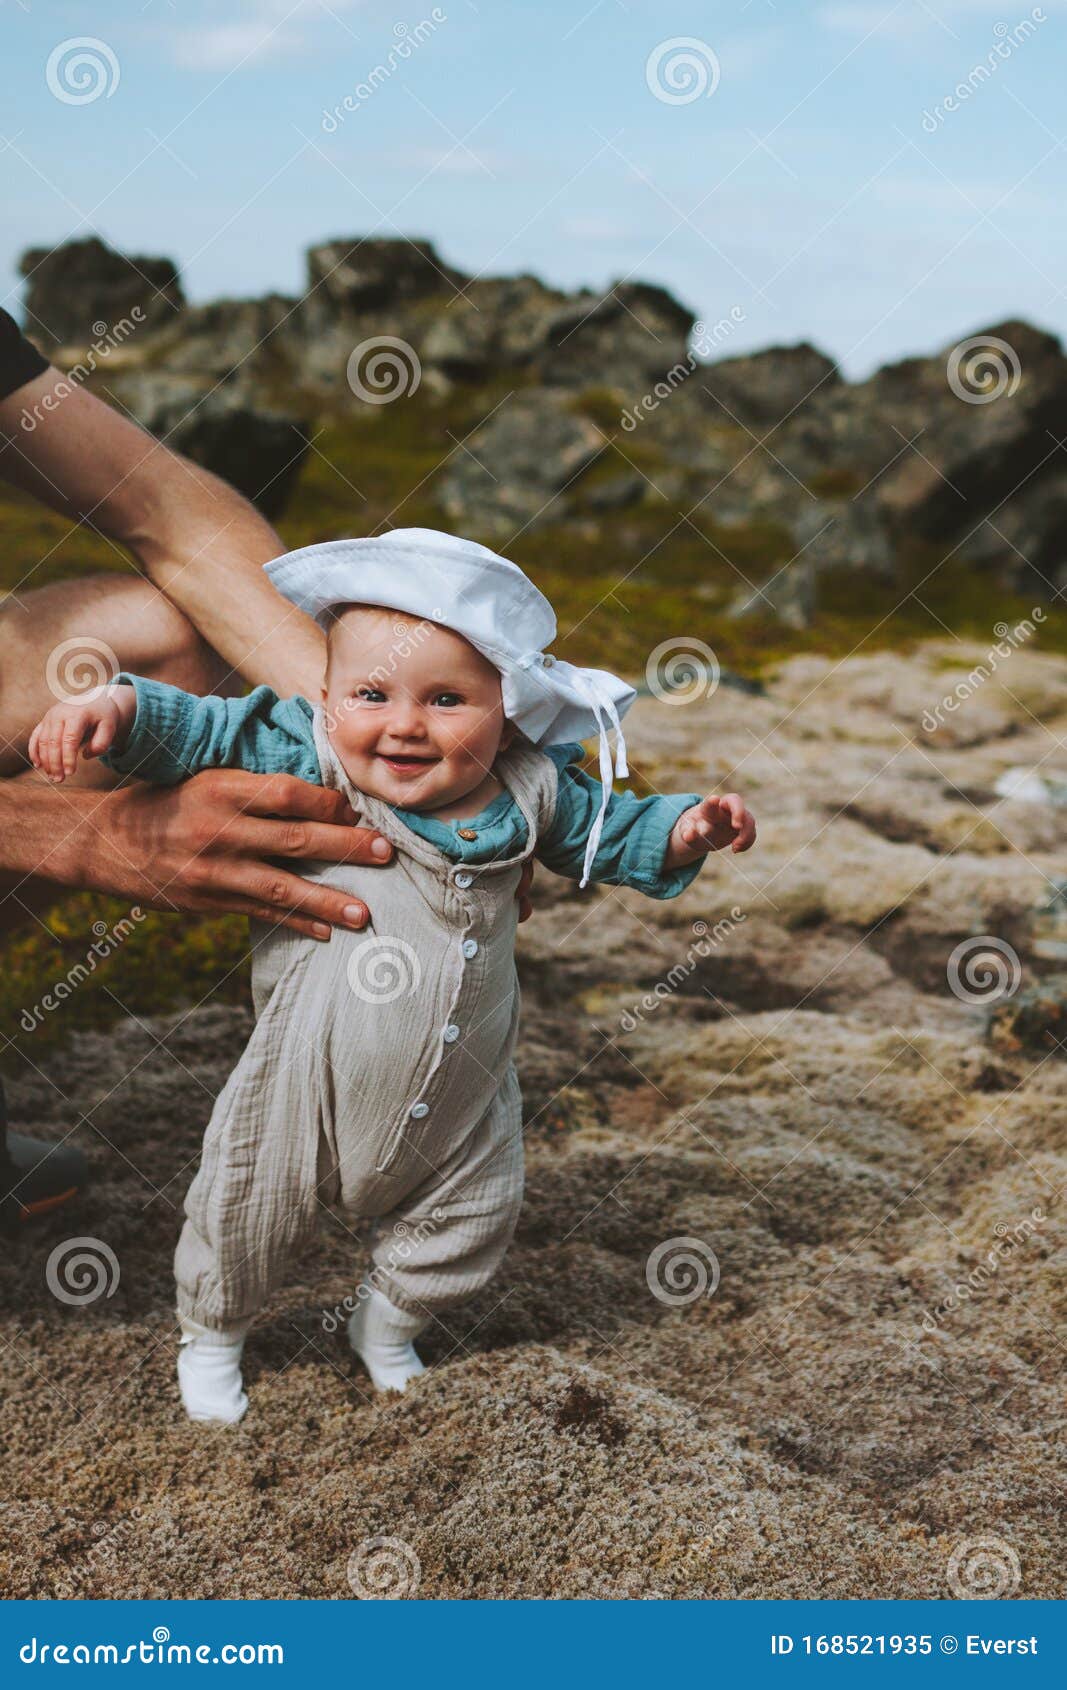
[0,1079,88,1228]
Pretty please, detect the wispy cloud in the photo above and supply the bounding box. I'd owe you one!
[169,23,307,72]
[164,0,367,73]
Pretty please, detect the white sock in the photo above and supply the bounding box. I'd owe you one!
[347,1284,428,1393]
[177,1316,250,1424]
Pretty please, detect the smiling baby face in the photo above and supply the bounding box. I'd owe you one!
[322,603,515,812]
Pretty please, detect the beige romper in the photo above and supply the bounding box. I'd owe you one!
[174,707,562,1330]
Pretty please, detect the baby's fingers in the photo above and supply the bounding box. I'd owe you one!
[681,815,720,851]
[31,716,65,780]
[731,809,757,852]
[732,822,756,852]
[61,711,92,777]
[86,711,116,758]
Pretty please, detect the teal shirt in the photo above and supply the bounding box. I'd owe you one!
[103,674,705,899]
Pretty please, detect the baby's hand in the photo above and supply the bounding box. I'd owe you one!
[28,684,137,782]
[665,792,757,868]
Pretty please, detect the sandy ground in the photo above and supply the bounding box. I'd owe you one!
[2,642,1065,1600]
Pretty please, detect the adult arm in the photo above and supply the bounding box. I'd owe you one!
[0,327,392,931]
[0,333,531,926]
[0,365,323,696]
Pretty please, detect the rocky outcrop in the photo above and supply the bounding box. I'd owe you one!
[421,276,575,380]
[144,295,297,381]
[697,340,841,430]
[534,281,694,391]
[105,371,310,519]
[305,235,467,314]
[439,391,607,534]
[959,470,1067,595]
[18,235,184,349]
[772,320,1067,546]
[15,235,1067,602]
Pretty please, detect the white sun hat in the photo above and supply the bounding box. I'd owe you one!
[264,527,636,887]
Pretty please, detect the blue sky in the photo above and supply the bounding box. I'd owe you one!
[4,0,1065,376]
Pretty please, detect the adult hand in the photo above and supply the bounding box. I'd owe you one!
[70,770,393,940]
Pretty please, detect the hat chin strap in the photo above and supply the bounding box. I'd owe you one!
[564,667,629,889]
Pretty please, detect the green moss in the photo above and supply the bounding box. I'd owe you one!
[0,894,251,1076]
[805,467,864,499]
[567,386,627,434]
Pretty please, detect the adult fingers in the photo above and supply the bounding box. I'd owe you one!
[202,862,372,932]
[229,814,393,867]
[216,772,392,862]
[206,897,335,942]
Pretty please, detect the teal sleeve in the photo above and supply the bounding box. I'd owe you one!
[101,673,322,786]
[537,742,705,899]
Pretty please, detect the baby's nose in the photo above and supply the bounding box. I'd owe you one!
[387,700,427,737]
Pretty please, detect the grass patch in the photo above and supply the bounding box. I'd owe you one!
[1,894,252,1078]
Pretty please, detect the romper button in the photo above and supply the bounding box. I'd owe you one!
[454,869,473,888]
[457,827,477,840]
[443,1024,461,1043]
[461,938,478,959]
[409,1102,429,1120]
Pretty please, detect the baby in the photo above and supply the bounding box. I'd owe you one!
[30,528,755,1424]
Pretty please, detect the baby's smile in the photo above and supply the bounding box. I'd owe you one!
[376,750,440,776]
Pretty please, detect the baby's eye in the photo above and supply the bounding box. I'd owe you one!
[349,686,386,704]
[433,692,462,708]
